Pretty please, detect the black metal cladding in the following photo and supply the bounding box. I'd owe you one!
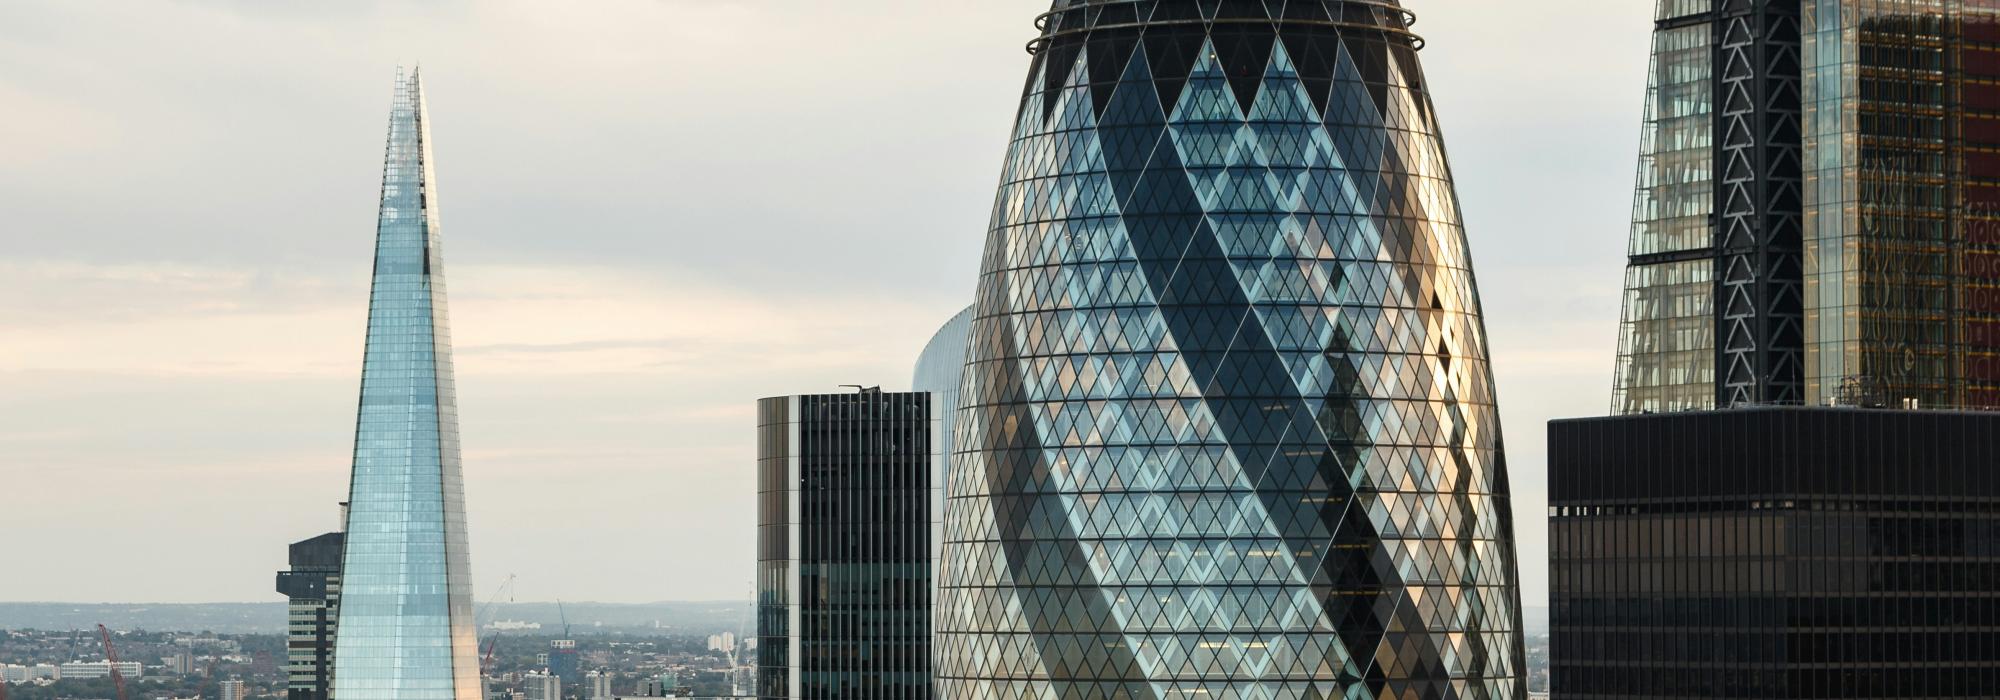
[1549,408,2000,698]
[757,393,934,700]
[1713,0,1806,409]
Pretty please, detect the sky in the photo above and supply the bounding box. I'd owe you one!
[0,0,1651,606]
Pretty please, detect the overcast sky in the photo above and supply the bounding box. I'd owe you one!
[0,1,1649,606]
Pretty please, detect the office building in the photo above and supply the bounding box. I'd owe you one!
[938,2,1530,700]
[757,391,937,700]
[523,673,560,700]
[1556,4,2000,697]
[912,305,973,465]
[1614,0,2000,412]
[1,665,25,683]
[221,679,247,700]
[58,662,141,680]
[585,670,612,700]
[1551,407,2000,697]
[277,530,344,700]
[331,68,482,700]
[548,640,579,687]
[163,651,195,676]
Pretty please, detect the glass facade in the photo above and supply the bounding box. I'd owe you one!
[1612,1,1718,414]
[332,69,481,700]
[757,392,939,700]
[939,3,1528,700]
[1550,408,2000,698]
[1803,0,2000,407]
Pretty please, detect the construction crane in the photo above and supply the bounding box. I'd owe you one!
[474,574,517,675]
[557,599,570,638]
[97,625,128,700]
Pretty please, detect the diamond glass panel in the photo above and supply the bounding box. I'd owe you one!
[940,4,1529,700]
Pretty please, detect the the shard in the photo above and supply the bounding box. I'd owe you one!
[331,69,481,700]
[939,3,1528,700]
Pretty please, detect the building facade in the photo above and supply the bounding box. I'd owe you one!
[57,662,141,680]
[277,531,344,700]
[1614,0,2000,412]
[756,391,938,700]
[221,679,247,700]
[331,69,482,700]
[585,671,612,700]
[549,641,579,688]
[1550,407,2000,698]
[524,673,560,700]
[938,2,1529,700]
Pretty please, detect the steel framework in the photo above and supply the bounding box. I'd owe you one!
[1713,0,1805,407]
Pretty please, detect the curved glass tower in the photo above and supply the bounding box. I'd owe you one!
[939,3,1526,700]
[332,69,481,700]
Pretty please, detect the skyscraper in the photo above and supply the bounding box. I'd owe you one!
[331,69,481,700]
[938,3,1528,700]
[277,529,344,700]
[1612,0,2000,413]
[756,391,937,700]
[914,304,973,635]
[913,305,974,472]
[1556,4,2000,697]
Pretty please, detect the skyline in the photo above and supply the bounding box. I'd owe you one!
[0,0,1650,605]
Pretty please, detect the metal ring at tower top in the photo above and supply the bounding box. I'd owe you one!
[1028,0,1421,54]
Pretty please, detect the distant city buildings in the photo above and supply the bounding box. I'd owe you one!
[756,390,937,700]
[635,673,681,698]
[523,672,561,700]
[0,664,61,682]
[276,529,343,700]
[548,640,580,687]
[220,678,246,700]
[58,661,141,679]
[162,650,194,676]
[585,669,612,700]
[701,633,734,653]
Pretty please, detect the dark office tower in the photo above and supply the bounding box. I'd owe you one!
[278,531,345,700]
[756,391,938,700]
[332,68,481,700]
[1550,408,2000,698]
[938,3,1529,700]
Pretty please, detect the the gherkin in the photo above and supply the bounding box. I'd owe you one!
[938,3,1528,700]
[331,69,481,700]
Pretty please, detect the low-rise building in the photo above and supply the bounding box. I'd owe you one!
[58,661,142,679]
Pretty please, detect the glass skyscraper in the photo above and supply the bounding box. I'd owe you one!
[757,391,939,700]
[331,69,481,700]
[938,3,1528,700]
[1612,0,2000,413]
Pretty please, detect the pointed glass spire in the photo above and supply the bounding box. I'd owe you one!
[332,68,481,700]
